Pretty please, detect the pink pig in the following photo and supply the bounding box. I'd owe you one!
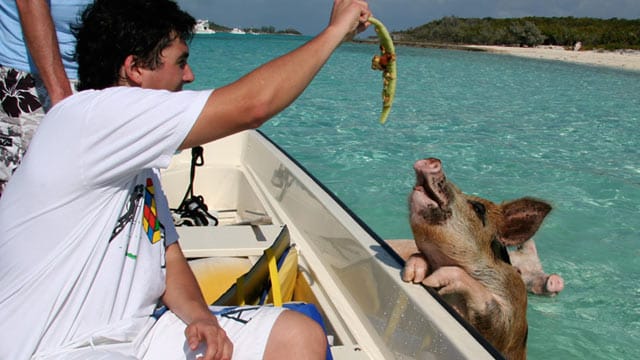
[390,157,556,360]
[508,239,564,296]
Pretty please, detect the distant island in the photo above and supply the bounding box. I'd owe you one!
[378,17,640,51]
[198,20,301,35]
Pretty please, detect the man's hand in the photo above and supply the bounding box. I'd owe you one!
[329,0,371,41]
[163,243,233,359]
[185,317,233,360]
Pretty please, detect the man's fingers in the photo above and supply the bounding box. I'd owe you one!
[185,326,202,350]
[200,325,232,360]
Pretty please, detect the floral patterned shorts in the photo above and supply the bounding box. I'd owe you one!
[0,65,46,195]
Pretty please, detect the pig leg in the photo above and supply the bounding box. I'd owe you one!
[388,238,564,296]
[422,266,499,322]
[385,240,431,283]
[386,239,420,261]
[402,252,430,283]
[386,240,499,318]
[508,239,564,296]
[397,252,500,321]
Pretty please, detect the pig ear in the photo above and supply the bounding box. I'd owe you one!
[498,198,552,246]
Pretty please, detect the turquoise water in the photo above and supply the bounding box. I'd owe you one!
[187,34,640,359]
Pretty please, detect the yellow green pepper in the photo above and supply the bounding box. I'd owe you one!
[368,16,396,124]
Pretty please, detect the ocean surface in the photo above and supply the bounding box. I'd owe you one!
[186,33,640,359]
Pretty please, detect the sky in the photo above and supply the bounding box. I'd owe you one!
[175,0,640,36]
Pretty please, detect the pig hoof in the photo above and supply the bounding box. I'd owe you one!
[545,274,564,294]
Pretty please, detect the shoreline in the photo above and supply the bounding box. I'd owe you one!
[463,45,640,72]
[358,39,640,72]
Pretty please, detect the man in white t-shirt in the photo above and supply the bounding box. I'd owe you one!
[0,0,372,359]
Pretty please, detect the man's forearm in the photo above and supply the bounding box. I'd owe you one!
[162,243,216,324]
[229,26,346,123]
[16,0,73,105]
[180,26,346,149]
[180,0,370,149]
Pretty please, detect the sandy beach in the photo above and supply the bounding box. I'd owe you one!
[466,45,640,72]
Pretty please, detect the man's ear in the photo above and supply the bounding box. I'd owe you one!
[121,55,144,86]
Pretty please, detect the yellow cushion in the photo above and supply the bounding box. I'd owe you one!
[189,257,253,305]
[213,225,297,306]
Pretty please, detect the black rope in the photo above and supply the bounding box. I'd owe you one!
[178,146,203,205]
[172,146,218,226]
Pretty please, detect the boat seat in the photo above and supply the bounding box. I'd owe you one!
[184,224,297,306]
[190,225,334,359]
[212,224,295,306]
[182,224,288,304]
[189,256,253,305]
[179,224,284,258]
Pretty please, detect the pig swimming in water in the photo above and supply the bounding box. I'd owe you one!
[399,157,553,360]
[508,239,564,296]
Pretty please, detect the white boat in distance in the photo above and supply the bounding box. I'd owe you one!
[194,19,216,34]
[161,130,504,360]
[229,27,246,34]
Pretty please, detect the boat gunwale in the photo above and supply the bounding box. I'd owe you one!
[253,129,505,360]
[164,129,505,359]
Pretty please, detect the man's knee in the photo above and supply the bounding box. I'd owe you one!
[265,309,327,359]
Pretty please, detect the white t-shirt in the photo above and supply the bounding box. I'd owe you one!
[0,87,212,359]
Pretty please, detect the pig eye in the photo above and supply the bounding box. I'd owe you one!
[469,200,487,226]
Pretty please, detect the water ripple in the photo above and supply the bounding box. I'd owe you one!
[186,36,640,360]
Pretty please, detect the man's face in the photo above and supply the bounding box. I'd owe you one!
[139,37,195,91]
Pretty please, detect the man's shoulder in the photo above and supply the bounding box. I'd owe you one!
[55,87,211,132]
[72,86,202,101]
[61,87,160,109]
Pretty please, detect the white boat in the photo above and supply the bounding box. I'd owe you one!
[229,27,246,35]
[194,19,216,34]
[161,130,502,360]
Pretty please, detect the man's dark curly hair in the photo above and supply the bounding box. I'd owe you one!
[74,0,195,90]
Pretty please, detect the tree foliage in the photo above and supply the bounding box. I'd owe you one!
[207,21,230,32]
[396,17,640,50]
[206,22,301,35]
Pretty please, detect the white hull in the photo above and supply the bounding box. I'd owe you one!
[161,130,500,359]
[194,19,216,34]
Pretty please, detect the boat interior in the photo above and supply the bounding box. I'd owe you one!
[161,130,501,360]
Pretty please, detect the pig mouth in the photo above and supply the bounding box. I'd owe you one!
[413,183,452,224]
[411,158,452,224]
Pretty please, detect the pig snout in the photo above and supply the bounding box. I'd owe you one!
[410,158,452,224]
[414,157,442,177]
[546,274,564,293]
